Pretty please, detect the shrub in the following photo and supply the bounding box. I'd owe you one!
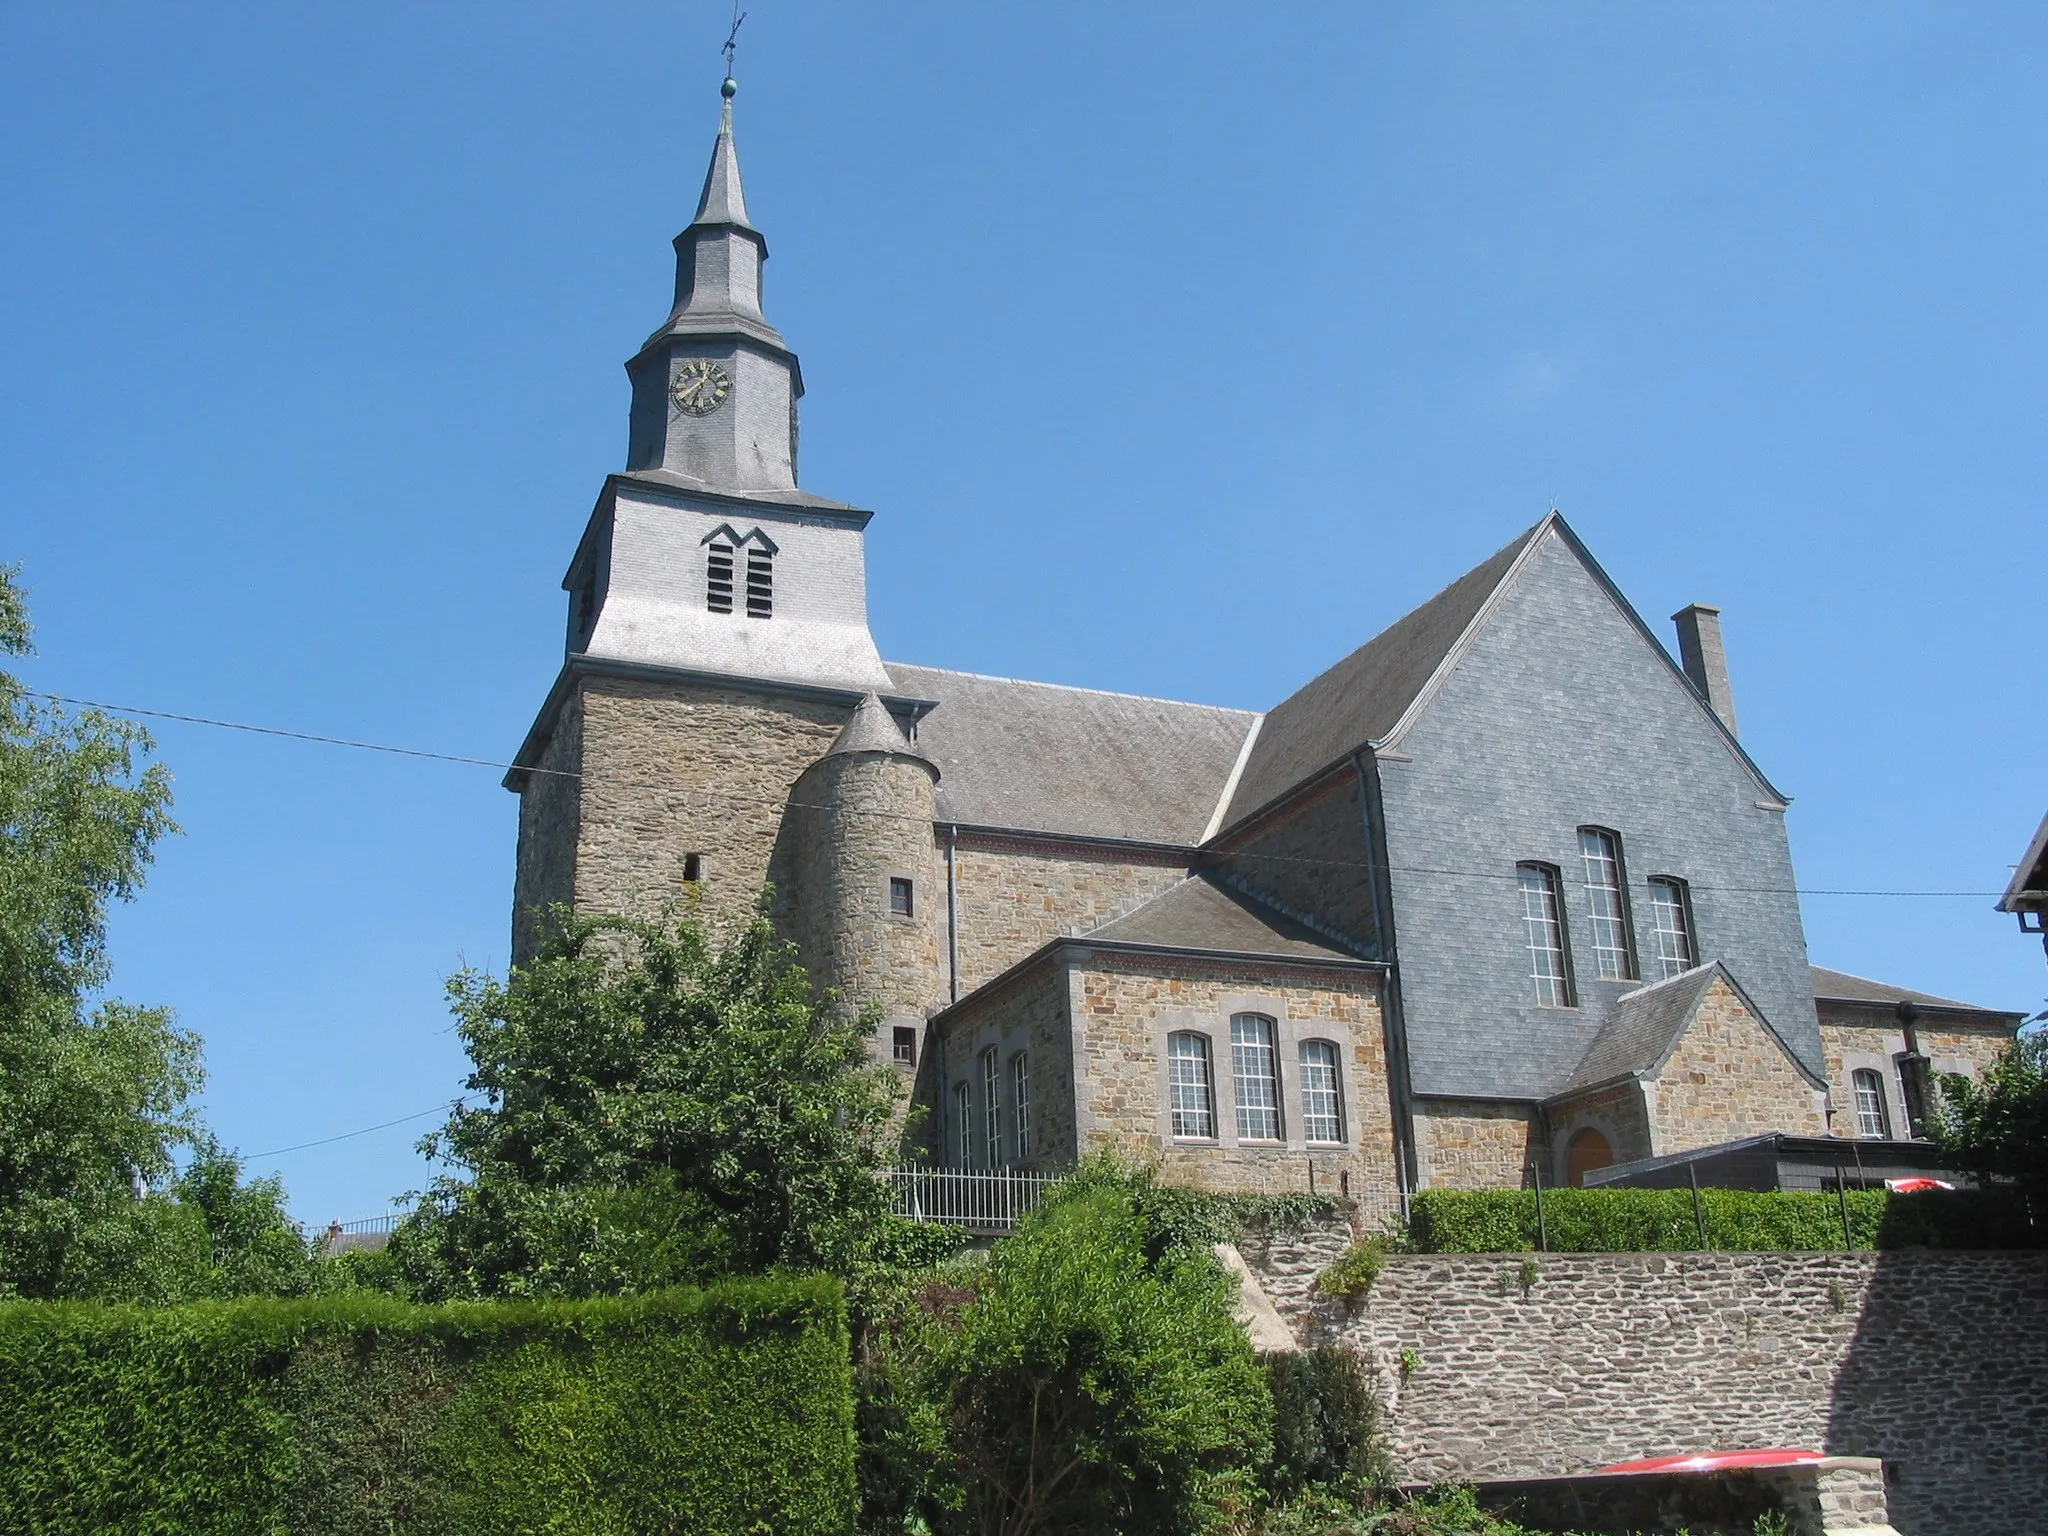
[0,1276,854,1536]
[1405,1186,2042,1254]
[1313,1238,1387,1305]
[1265,1345,1387,1500]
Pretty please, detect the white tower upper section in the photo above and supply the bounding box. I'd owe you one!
[558,77,892,695]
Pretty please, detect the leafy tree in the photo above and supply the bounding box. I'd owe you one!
[0,564,199,1298]
[395,906,902,1299]
[1936,1029,2048,1206]
[879,1165,1273,1536]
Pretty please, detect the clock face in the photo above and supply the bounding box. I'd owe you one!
[670,359,733,417]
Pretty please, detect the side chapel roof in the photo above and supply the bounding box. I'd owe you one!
[1809,965,2023,1020]
[1555,961,1825,1099]
[1084,875,1365,965]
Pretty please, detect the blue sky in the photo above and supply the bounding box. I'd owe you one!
[2,3,2042,1223]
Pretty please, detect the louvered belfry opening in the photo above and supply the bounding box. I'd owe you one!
[706,542,735,613]
[745,547,773,618]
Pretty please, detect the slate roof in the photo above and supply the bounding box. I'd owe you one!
[1809,965,2020,1018]
[1999,809,2048,915]
[1084,876,1366,966]
[1221,523,1543,823]
[883,663,1256,845]
[1555,966,1721,1096]
[828,691,932,765]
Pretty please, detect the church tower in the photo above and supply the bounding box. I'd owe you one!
[505,73,933,1030]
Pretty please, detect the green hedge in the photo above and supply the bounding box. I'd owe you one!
[1406,1186,2042,1254]
[0,1275,854,1536]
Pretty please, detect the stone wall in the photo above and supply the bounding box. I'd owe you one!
[571,676,847,939]
[511,689,585,965]
[930,957,1077,1172]
[1412,1100,1540,1190]
[947,835,1188,993]
[1547,1078,1654,1179]
[1646,974,1827,1151]
[1209,769,1382,958]
[1236,1234,2048,1536]
[1070,954,1401,1223]
[1818,1004,2015,1142]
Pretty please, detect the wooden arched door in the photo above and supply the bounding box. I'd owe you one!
[1566,1128,1614,1188]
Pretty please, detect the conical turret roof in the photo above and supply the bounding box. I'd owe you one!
[827,692,936,771]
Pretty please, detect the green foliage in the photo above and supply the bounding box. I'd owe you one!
[396,905,902,1298]
[1265,1346,1388,1501]
[1405,1185,2042,1253]
[0,1276,855,1536]
[1056,1157,1343,1258]
[869,1169,1274,1536]
[1935,1032,2048,1206]
[1314,1238,1388,1306]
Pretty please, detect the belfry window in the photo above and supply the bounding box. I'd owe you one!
[1231,1015,1282,1141]
[745,547,773,618]
[1517,863,1574,1008]
[706,542,735,613]
[1578,828,1637,982]
[1167,1032,1215,1140]
[1647,877,1695,979]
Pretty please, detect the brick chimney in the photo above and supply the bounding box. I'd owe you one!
[1672,604,1738,736]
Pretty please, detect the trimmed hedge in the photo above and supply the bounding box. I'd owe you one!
[1406,1186,2042,1255]
[0,1275,854,1536]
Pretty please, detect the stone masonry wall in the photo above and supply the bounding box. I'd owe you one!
[1412,1100,1540,1190]
[1237,1235,2048,1536]
[1818,1004,2015,1141]
[1648,975,1826,1152]
[573,677,846,939]
[932,958,1077,1172]
[1210,770,1381,958]
[948,837,1188,993]
[1072,956,1401,1224]
[1546,1076,1653,1181]
[511,689,585,966]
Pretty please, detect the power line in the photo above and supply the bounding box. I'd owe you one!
[244,1098,473,1160]
[23,688,2007,900]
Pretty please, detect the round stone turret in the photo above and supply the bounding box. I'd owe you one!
[789,694,944,1068]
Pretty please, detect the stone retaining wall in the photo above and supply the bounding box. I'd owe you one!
[1236,1231,2048,1535]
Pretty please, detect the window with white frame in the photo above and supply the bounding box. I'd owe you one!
[1577,828,1636,981]
[1517,863,1574,1008]
[952,1081,972,1166]
[1167,1032,1216,1139]
[1852,1068,1891,1140]
[1012,1052,1030,1162]
[981,1047,1002,1167]
[1232,1014,1282,1141]
[1299,1039,1344,1143]
[1646,877,1695,979]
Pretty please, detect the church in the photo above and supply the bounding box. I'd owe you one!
[505,81,2019,1222]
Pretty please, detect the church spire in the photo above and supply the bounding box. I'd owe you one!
[623,71,804,492]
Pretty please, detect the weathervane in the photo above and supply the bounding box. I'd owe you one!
[722,2,747,92]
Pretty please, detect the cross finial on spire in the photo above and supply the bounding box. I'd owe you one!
[721,4,746,101]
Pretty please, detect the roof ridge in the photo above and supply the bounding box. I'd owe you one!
[885,660,1255,715]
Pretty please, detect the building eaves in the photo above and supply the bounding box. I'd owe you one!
[1810,965,2024,1022]
[1999,809,2048,915]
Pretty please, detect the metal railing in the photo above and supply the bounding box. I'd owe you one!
[884,1166,1060,1233]
[317,1212,404,1255]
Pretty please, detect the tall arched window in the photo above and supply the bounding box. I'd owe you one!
[1166,1032,1215,1140]
[1577,828,1637,981]
[1852,1069,1891,1140]
[952,1081,972,1167]
[981,1047,1002,1167]
[1231,1015,1282,1141]
[1299,1039,1343,1144]
[1012,1052,1031,1162]
[1516,864,1574,1008]
[1646,877,1695,979]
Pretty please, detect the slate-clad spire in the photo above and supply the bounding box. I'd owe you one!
[623,73,805,491]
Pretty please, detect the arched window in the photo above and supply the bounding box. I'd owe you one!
[1166,1032,1215,1140]
[1852,1069,1891,1140]
[1231,1015,1282,1141]
[952,1081,972,1167]
[1646,877,1695,979]
[1299,1039,1343,1144]
[981,1047,1002,1167]
[1012,1052,1031,1162]
[1577,828,1637,981]
[1566,1128,1614,1187]
[1516,864,1574,1008]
